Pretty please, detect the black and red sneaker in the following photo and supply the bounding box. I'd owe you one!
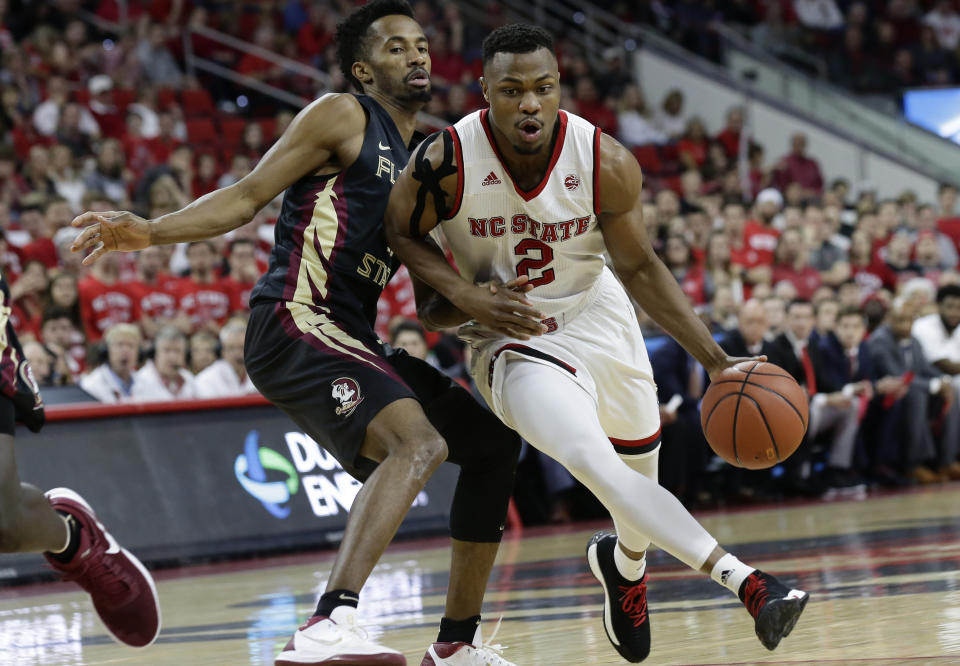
[43,488,161,647]
[586,531,651,663]
[739,570,809,650]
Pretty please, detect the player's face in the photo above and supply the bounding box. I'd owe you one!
[481,48,561,156]
[363,15,431,104]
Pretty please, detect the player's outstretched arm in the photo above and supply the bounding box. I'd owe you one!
[385,131,544,339]
[596,133,763,379]
[71,93,365,265]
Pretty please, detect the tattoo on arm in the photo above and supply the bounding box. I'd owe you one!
[409,130,457,237]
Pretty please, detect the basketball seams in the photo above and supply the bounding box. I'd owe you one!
[738,392,782,463]
[729,361,761,466]
[709,379,808,429]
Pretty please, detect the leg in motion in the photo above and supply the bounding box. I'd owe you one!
[499,359,808,659]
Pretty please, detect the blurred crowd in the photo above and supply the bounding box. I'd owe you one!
[632,0,960,96]
[3,1,960,520]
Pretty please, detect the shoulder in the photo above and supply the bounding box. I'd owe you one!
[596,131,642,214]
[297,93,366,139]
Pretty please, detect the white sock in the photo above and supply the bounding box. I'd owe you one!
[710,553,755,597]
[613,541,646,581]
[49,515,72,554]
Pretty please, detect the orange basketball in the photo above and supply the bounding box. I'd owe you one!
[700,361,809,470]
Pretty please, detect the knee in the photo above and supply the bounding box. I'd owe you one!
[394,431,448,480]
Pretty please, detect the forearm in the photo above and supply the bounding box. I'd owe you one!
[621,258,726,372]
[149,183,258,245]
[390,232,472,310]
[935,359,960,375]
[417,292,471,331]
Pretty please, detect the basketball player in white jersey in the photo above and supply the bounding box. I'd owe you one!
[385,24,810,663]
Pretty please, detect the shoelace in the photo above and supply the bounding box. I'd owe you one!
[57,552,132,597]
[468,616,511,664]
[743,574,770,619]
[618,580,648,627]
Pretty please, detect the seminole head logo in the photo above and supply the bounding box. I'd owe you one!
[332,377,364,416]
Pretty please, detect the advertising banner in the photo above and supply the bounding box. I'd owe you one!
[0,401,458,582]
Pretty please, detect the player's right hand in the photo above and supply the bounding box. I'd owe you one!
[70,210,152,265]
[461,275,547,340]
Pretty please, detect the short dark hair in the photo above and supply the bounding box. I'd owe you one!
[837,306,865,322]
[390,319,425,344]
[229,238,255,253]
[187,240,216,253]
[336,0,415,92]
[42,305,75,325]
[786,298,813,313]
[481,23,554,66]
[939,182,958,195]
[937,284,960,303]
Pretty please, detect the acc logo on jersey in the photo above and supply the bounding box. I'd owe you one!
[564,173,580,191]
[332,377,364,416]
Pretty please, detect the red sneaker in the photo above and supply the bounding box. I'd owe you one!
[43,488,161,647]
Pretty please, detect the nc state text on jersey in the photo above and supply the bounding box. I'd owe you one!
[467,214,592,243]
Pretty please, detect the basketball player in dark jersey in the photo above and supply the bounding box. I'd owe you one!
[0,271,161,647]
[70,2,530,664]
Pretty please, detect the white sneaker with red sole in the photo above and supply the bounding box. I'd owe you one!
[275,605,406,666]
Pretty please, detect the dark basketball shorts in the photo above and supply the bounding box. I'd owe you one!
[245,302,457,481]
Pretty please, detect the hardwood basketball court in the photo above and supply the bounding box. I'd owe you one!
[2,485,958,665]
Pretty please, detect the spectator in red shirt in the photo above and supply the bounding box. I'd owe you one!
[573,77,617,135]
[676,116,709,170]
[192,153,220,198]
[849,229,896,295]
[936,183,960,252]
[773,132,824,200]
[715,106,744,158]
[128,245,182,339]
[239,122,266,163]
[297,4,335,63]
[771,227,822,300]
[78,252,135,343]
[146,110,183,165]
[87,75,125,139]
[236,24,281,82]
[175,240,232,334]
[9,260,48,339]
[221,238,261,314]
[13,196,51,267]
[742,188,783,286]
[664,234,707,305]
[428,31,467,86]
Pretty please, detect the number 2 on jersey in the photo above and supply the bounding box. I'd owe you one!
[514,239,556,287]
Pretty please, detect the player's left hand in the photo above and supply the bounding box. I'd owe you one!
[706,355,767,382]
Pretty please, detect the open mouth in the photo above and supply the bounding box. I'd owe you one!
[406,69,430,88]
[517,118,542,142]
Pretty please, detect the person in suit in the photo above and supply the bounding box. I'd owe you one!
[649,336,710,506]
[719,299,777,501]
[867,298,960,485]
[768,299,861,490]
[722,299,777,358]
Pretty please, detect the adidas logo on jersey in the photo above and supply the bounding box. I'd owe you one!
[481,171,502,186]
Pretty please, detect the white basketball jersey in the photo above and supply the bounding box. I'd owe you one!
[438,109,606,322]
